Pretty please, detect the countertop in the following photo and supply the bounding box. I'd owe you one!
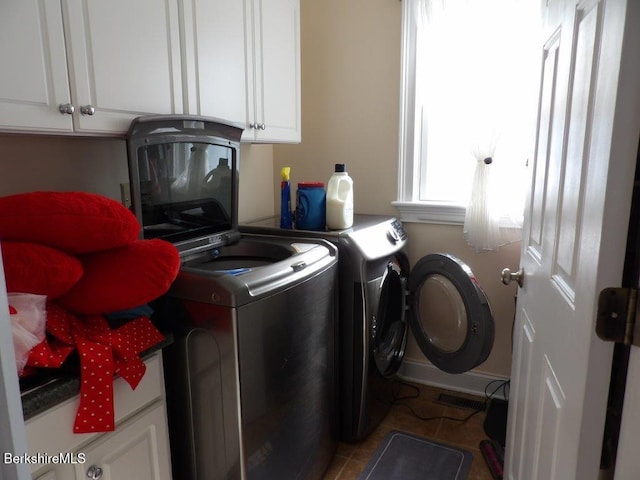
[20,333,173,421]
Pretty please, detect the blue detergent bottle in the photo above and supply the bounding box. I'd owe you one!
[280,167,293,228]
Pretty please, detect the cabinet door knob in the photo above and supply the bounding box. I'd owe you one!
[259,123,266,130]
[58,104,75,115]
[80,105,96,116]
[249,122,258,129]
[86,465,103,479]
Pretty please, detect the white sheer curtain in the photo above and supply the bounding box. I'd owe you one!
[415,0,538,252]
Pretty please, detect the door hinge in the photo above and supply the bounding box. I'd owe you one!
[596,288,640,347]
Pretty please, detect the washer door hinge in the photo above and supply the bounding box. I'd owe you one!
[597,287,640,347]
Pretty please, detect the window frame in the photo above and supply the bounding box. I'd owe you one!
[394,0,468,225]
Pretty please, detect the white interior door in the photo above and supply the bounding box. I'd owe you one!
[504,1,640,479]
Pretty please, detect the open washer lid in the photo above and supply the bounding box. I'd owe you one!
[126,115,243,250]
[407,253,494,374]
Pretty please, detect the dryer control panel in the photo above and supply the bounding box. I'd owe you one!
[345,217,407,261]
[387,219,408,245]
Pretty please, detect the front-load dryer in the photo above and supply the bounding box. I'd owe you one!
[242,215,495,442]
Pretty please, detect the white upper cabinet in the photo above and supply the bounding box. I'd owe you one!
[181,0,248,127]
[248,0,300,143]
[0,1,73,133]
[2,0,298,141]
[184,0,301,143]
[64,0,182,133]
[0,0,183,135]
[62,0,183,133]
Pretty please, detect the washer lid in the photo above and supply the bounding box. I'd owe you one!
[126,115,243,246]
[407,253,494,374]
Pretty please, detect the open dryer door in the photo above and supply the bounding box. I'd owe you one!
[407,253,494,374]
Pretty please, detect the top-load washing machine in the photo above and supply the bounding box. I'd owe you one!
[126,116,338,480]
[242,215,495,442]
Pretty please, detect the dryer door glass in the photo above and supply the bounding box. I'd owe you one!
[407,253,494,374]
[419,274,467,353]
[372,257,407,377]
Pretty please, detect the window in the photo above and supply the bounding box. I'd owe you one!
[394,0,540,225]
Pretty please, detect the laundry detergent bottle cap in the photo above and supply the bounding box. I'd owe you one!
[326,163,354,230]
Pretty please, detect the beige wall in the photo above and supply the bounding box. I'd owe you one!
[274,0,519,377]
[0,134,275,223]
[0,134,129,198]
[237,144,275,222]
[273,0,400,216]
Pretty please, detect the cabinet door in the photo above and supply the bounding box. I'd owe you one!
[250,0,300,143]
[183,0,248,126]
[33,467,73,480]
[73,402,172,480]
[0,1,73,133]
[63,0,183,134]
[182,0,300,143]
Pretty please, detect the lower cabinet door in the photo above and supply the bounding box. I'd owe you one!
[73,402,172,480]
[33,468,73,480]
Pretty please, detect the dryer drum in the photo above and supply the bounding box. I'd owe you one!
[373,260,407,378]
[406,254,495,374]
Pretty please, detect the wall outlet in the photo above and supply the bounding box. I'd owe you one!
[120,182,131,208]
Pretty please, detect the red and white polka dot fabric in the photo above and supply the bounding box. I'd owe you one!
[27,303,164,433]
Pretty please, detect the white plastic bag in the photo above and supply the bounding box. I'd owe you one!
[8,293,47,374]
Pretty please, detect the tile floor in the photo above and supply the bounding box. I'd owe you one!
[323,382,498,480]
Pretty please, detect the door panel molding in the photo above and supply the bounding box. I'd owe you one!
[529,31,561,258]
[553,1,603,290]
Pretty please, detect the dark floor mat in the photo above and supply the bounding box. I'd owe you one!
[357,430,473,480]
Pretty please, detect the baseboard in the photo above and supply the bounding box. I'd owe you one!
[397,359,510,401]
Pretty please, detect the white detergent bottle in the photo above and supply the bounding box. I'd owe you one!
[326,163,354,229]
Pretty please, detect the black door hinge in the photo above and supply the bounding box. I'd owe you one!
[597,288,640,347]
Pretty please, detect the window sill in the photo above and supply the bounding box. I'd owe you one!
[391,201,466,225]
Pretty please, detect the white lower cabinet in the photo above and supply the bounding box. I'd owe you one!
[32,404,170,480]
[33,470,67,480]
[28,353,172,480]
[72,402,171,480]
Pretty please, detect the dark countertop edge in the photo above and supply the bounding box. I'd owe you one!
[20,333,173,421]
